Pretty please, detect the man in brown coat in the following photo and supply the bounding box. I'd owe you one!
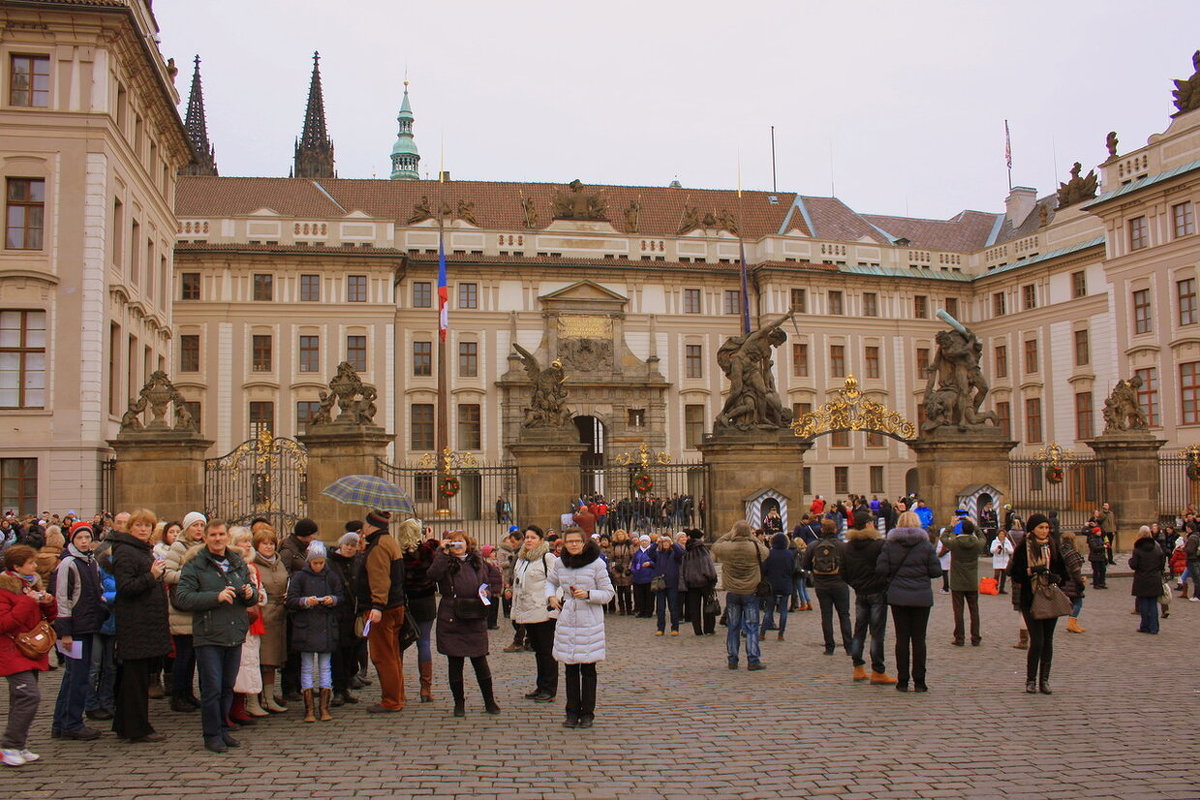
[712,520,769,671]
[361,510,407,713]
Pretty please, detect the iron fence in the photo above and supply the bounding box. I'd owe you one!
[1159,454,1199,523]
[579,462,709,535]
[204,434,308,531]
[1008,456,1105,531]
[98,458,116,515]
[374,458,519,549]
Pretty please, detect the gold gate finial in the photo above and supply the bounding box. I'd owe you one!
[792,375,916,441]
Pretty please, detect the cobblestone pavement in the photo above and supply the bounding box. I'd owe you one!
[6,573,1199,800]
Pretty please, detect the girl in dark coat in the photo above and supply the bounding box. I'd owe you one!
[679,530,718,636]
[875,511,941,693]
[1008,513,1069,695]
[428,531,503,717]
[1128,526,1166,635]
[761,533,795,640]
[649,535,684,636]
[285,541,343,722]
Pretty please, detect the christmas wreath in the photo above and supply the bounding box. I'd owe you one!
[1045,466,1064,484]
[632,471,654,495]
[1187,463,1200,482]
[439,475,461,498]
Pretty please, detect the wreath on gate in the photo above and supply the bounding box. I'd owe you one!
[439,475,461,498]
[633,471,654,495]
[1187,464,1200,482]
[1045,466,1064,484]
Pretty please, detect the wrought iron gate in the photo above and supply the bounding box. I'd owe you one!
[1008,455,1104,531]
[374,458,519,548]
[1159,453,1200,522]
[204,430,308,530]
[578,461,709,534]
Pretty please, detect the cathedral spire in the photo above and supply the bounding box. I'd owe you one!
[292,51,335,179]
[178,55,217,176]
[389,80,420,181]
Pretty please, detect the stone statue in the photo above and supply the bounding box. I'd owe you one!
[120,396,146,431]
[521,195,538,229]
[715,311,794,431]
[119,371,198,433]
[558,337,613,372]
[718,209,738,236]
[456,199,478,226]
[1056,162,1099,209]
[551,179,608,221]
[1171,50,1200,116]
[1102,376,1149,433]
[677,205,702,236]
[308,361,379,427]
[512,343,572,428]
[921,316,997,432]
[1038,203,1049,227]
[408,195,433,224]
[623,199,641,233]
[1105,131,1119,159]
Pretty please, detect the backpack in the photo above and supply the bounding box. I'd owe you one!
[810,539,842,576]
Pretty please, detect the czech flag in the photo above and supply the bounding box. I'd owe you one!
[438,231,448,342]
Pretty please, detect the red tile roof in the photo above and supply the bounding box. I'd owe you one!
[862,209,1002,252]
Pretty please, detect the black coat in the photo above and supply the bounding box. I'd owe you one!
[876,527,940,607]
[326,550,362,644]
[106,531,170,660]
[286,564,344,653]
[1008,535,1069,613]
[1128,538,1166,598]
[842,527,886,595]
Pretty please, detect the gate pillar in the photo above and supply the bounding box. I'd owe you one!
[698,430,810,539]
[298,425,393,541]
[909,428,1016,526]
[1086,431,1166,551]
[507,429,588,534]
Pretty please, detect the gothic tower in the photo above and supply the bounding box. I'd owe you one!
[389,81,420,180]
[292,51,335,179]
[178,55,217,176]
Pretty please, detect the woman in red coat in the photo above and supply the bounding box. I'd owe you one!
[1,545,58,767]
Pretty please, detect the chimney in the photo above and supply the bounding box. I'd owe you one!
[1005,186,1037,226]
[439,170,451,182]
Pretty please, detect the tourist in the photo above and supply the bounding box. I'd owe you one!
[1008,513,1069,694]
[941,518,986,647]
[361,510,408,714]
[498,527,526,652]
[650,533,684,636]
[843,510,894,684]
[876,510,940,693]
[153,521,180,561]
[630,534,656,618]
[547,528,614,728]
[1085,524,1107,589]
[1,545,58,767]
[609,529,635,615]
[163,511,206,713]
[1184,523,1200,602]
[1059,531,1087,634]
[285,540,343,722]
[679,528,718,636]
[511,524,558,703]
[251,526,289,713]
[429,530,502,716]
[328,531,364,706]
[790,534,812,611]
[228,527,268,721]
[398,520,438,703]
[712,520,769,671]
[34,526,63,587]
[1129,526,1166,635]
[990,529,1013,594]
[50,523,106,740]
[760,533,793,641]
[804,519,853,656]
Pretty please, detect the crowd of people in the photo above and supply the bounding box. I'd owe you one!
[2,495,1198,766]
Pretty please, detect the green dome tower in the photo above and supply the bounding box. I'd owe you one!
[389,82,420,180]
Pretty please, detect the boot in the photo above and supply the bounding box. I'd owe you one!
[318,688,333,721]
[1013,629,1028,649]
[1179,585,1189,599]
[1038,664,1052,695]
[852,665,869,682]
[229,694,256,725]
[450,680,466,717]
[870,671,898,685]
[244,692,270,717]
[479,675,501,715]
[261,671,287,712]
[419,661,434,703]
[302,689,316,723]
[1066,616,1086,634]
[260,691,287,713]
[330,689,345,708]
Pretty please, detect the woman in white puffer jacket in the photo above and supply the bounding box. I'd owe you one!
[546,529,613,730]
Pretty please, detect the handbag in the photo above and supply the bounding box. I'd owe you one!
[1029,575,1073,620]
[979,577,999,595]
[452,596,488,620]
[12,619,56,659]
[399,611,420,651]
[1160,580,1173,606]
[649,575,666,593]
[703,590,721,618]
[754,544,773,599]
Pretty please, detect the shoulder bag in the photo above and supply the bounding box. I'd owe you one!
[753,543,773,598]
[446,559,488,620]
[12,619,56,659]
[1029,574,1073,620]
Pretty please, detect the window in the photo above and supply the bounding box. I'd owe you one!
[792,343,809,377]
[996,401,1011,439]
[683,288,701,313]
[251,335,272,371]
[298,335,319,373]
[790,288,807,313]
[829,291,844,315]
[992,292,1006,317]
[179,334,200,372]
[723,290,741,315]
[458,283,478,309]
[1023,339,1038,374]
[994,345,1008,378]
[1072,271,1087,298]
[866,431,884,447]
[249,401,274,437]
[913,295,928,318]
[253,274,273,301]
[834,466,849,495]
[916,347,930,373]
[944,297,958,319]
[9,54,50,107]
[802,467,812,495]
[0,458,37,516]
[831,430,850,448]
[346,335,367,372]
[684,404,705,448]
[1133,288,1152,334]
[5,178,44,250]
[346,275,367,302]
[412,281,431,308]
[0,310,46,408]
[129,221,139,284]
[182,401,201,434]
[627,409,645,428]
[869,466,884,494]
[1129,216,1148,251]
[413,473,434,502]
[864,346,880,379]
[1073,329,1089,367]
[792,402,813,422]
[181,272,200,301]
[685,344,702,379]
[830,345,846,377]
[1173,202,1196,239]
[1075,392,1093,440]
[1024,397,1043,443]
[296,401,321,435]
[411,404,434,450]
[1178,278,1198,326]
[112,199,123,267]
[1134,367,1159,426]
[1022,284,1037,310]
[299,274,320,302]
[862,292,878,317]
[412,341,432,376]
[1182,362,1200,425]
[458,403,481,450]
[458,341,478,377]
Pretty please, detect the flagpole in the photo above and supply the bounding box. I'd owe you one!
[737,154,751,334]
[435,143,450,516]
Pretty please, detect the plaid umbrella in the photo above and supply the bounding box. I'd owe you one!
[320,474,415,517]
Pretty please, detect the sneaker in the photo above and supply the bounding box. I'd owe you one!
[2,749,26,767]
[18,749,39,763]
[1190,597,1199,602]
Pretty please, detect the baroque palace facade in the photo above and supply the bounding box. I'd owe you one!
[2,1,1199,514]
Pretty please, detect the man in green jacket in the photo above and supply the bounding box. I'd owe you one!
[174,519,258,753]
[940,516,987,647]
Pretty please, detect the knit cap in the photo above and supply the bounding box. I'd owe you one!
[182,511,206,531]
[306,540,327,561]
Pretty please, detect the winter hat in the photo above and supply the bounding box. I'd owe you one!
[344,520,364,533]
[306,540,327,561]
[508,525,520,534]
[639,534,651,544]
[294,518,319,538]
[365,510,390,531]
[771,532,789,549]
[69,521,94,543]
[182,511,207,532]
[685,528,705,541]
[481,545,495,557]
[955,508,969,517]
[337,532,360,549]
[1025,513,1050,533]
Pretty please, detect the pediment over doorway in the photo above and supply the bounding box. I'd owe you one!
[539,280,628,313]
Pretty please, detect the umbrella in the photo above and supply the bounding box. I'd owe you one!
[320,474,415,517]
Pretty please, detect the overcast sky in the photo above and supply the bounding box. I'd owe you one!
[153,0,1200,220]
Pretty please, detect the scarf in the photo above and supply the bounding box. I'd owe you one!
[67,543,95,565]
[1025,535,1051,576]
[254,551,279,566]
[518,539,550,563]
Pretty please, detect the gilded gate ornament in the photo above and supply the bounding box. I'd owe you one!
[792,376,916,441]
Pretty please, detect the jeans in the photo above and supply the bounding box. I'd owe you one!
[1135,596,1160,634]
[194,644,242,740]
[170,634,196,699]
[850,591,888,673]
[950,590,981,644]
[524,619,559,695]
[816,584,853,652]
[1070,597,1083,617]
[793,575,810,605]
[2,671,39,750]
[762,593,790,633]
[890,605,931,685]
[85,632,115,712]
[52,636,93,734]
[724,593,761,666]
[655,587,680,632]
[299,651,332,690]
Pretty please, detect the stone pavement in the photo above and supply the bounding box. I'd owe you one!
[6,574,1199,800]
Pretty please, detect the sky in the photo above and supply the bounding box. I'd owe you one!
[152,0,1200,221]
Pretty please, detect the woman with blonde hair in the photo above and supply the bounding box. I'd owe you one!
[875,510,941,693]
[163,512,206,712]
[397,518,440,703]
